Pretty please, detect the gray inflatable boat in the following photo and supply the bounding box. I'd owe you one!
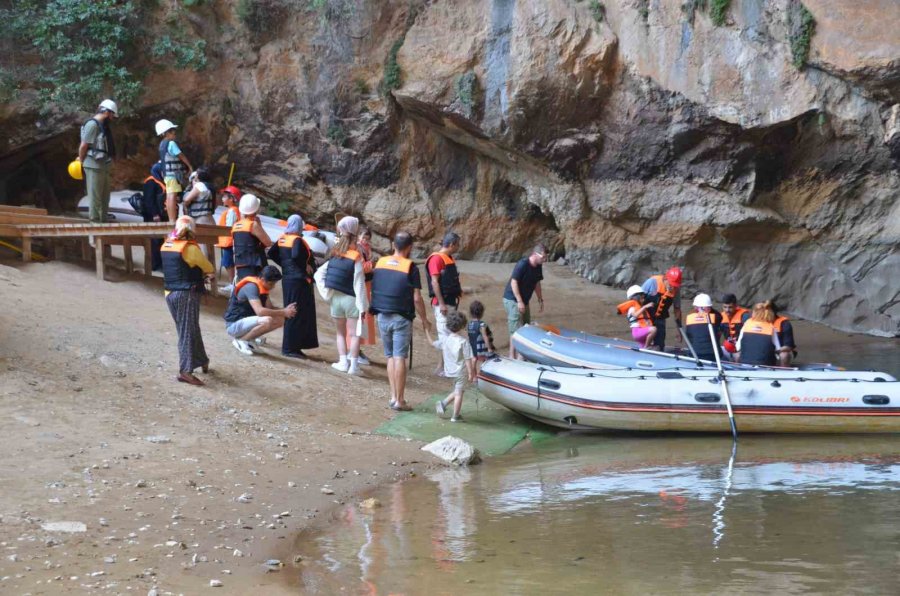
[511,324,837,372]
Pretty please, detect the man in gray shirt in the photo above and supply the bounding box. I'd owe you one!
[77,99,118,223]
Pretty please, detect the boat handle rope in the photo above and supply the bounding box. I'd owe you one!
[531,367,894,384]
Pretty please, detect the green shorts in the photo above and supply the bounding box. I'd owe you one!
[504,298,530,335]
[164,177,183,194]
[330,292,360,319]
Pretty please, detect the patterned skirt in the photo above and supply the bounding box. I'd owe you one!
[165,289,209,373]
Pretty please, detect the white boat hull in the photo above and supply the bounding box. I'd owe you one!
[477,358,900,433]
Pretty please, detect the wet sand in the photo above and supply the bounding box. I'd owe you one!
[0,256,895,594]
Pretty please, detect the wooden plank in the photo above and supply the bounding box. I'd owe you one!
[95,238,105,280]
[81,238,91,262]
[0,205,48,216]
[123,238,134,274]
[21,237,31,262]
[0,213,83,225]
[143,239,153,276]
[0,224,22,238]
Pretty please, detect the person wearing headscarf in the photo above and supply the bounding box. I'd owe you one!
[160,216,215,386]
[345,226,378,364]
[267,214,319,358]
[314,215,368,375]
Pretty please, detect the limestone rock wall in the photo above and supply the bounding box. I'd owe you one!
[1,0,898,336]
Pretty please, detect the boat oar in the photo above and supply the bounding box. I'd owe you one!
[707,319,738,441]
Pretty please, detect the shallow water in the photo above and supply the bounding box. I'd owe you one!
[293,341,900,594]
[294,435,900,595]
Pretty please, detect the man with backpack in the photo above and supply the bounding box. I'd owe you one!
[77,99,118,223]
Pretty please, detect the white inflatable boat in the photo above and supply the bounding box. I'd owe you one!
[476,358,900,433]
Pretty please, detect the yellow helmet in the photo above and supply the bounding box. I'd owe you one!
[67,160,83,180]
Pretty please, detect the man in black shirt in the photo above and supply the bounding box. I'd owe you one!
[502,243,547,358]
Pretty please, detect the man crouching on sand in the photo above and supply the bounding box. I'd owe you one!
[224,265,297,355]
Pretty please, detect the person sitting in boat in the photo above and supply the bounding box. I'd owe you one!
[718,293,750,358]
[616,286,657,349]
[771,301,798,367]
[684,293,723,362]
[735,301,783,366]
[640,267,683,351]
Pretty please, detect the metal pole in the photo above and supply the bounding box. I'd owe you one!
[708,319,738,441]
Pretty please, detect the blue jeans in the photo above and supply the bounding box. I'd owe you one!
[377,313,412,358]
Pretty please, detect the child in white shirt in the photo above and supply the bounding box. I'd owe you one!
[432,311,476,422]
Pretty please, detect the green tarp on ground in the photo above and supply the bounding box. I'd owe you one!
[375,390,554,456]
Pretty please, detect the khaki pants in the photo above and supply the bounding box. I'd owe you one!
[85,165,111,223]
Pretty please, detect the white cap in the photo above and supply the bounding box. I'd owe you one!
[626,285,645,299]
[99,99,118,115]
[239,194,261,215]
[693,293,713,308]
[155,118,177,137]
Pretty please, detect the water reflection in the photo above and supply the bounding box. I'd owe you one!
[295,435,900,595]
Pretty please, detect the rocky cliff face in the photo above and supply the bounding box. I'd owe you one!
[1,0,898,336]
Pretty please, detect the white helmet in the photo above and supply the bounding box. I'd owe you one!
[693,293,713,308]
[239,194,261,215]
[99,99,118,115]
[626,285,645,299]
[155,119,177,137]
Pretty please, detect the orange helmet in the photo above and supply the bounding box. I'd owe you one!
[665,267,683,288]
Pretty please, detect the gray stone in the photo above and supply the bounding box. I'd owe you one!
[41,521,87,533]
[421,436,481,466]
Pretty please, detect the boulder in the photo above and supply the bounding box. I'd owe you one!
[421,436,481,466]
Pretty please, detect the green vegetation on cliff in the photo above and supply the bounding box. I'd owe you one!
[0,0,206,113]
[789,3,816,68]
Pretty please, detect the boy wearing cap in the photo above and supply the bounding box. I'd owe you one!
[216,186,241,293]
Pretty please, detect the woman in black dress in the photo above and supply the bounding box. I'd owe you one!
[268,214,318,358]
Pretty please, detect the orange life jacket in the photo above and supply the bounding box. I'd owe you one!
[650,274,677,320]
[739,320,777,366]
[216,206,240,248]
[277,234,313,279]
[160,239,204,291]
[616,299,653,328]
[370,255,416,318]
[722,306,749,339]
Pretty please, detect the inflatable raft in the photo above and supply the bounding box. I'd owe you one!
[512,324,836,372]
[476,358,900,433]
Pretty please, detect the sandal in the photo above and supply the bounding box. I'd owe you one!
[177,372,204,386]
[390,402,413,412]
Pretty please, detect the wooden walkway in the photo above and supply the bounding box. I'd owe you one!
[0,206,231,293]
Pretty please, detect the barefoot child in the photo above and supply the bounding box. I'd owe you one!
[467,300,496,367]
[617,285,657,349]
[433,311,476,422]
